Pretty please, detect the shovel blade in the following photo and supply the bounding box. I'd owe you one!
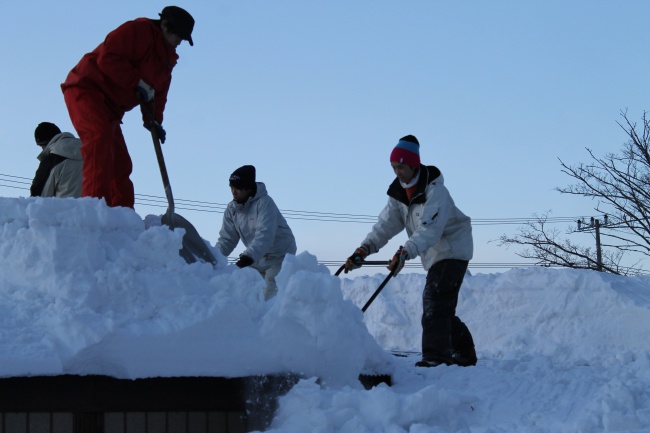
[161,212,217,266]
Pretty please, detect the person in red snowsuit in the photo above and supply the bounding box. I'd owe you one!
[61,6,195,208]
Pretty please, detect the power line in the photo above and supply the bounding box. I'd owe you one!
[316,261,648,275]
[229,258,548,272]
[0,172,598,225]
[316,261,542,269]
[0,174,31,190]
[0,174,31,182]
[3,172,644,274]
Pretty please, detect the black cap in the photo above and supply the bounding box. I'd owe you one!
[34,122,61,146]
[159,6,195,46]
[229,165,256,190]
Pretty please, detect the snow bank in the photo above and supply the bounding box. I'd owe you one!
[0,197,391,386]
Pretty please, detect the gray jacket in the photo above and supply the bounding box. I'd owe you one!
[37,132,83,198]
[361,165,473,270]
[216,182,297,265]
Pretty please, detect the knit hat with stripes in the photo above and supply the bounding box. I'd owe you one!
[390,135,420,167]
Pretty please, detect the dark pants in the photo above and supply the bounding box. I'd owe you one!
[421,259,475,364]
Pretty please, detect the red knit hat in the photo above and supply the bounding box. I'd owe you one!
[390,135,420,167]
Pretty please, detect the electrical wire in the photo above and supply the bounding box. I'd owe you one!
[0,172,600,225]
[0,171,611,272]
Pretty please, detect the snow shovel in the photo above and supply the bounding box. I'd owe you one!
[359,268,396,312]
[140,101,217,266]
[335,257,396,313]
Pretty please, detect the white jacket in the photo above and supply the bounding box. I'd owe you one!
[361,165,473,270]
[37,132,83,198]
[216,182,297,265]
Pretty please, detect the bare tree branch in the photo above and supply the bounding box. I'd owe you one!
[499,111,650,275]
[497,212,630,274]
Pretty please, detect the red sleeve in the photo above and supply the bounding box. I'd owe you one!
[153,76,171,124]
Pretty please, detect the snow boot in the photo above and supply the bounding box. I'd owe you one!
[415,354,453,368]
[451,317,477,366]
[452,347,477,367]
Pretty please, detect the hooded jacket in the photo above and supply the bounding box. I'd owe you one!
[31,133,83,198]
[61,18,177,124]
[361,165,473,270]
[216,183,297,265]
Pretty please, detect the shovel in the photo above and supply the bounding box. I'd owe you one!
[141,101,217,266]
[335,258,396,313]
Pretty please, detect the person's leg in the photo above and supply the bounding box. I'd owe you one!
[110,126,135,208]
[451,316,477,366]
[63,87,118,206]
[254,256,285,300]
[419,259,469,366]
[262,258,285,300]
[261,267,280,300]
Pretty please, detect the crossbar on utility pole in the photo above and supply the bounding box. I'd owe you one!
[577,215,607,271]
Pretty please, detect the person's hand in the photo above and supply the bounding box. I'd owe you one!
[236,254,254,268]
[143,121,166,144]
[136,79,155,102]
[387,247,408,276]
[344,247,368,274]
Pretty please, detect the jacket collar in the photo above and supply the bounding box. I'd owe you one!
[232,182,266,207]
[387,165,441,205]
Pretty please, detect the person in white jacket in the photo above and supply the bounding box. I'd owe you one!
[216,165,297,300]
[344,135,476,368]
[30,122,83,198]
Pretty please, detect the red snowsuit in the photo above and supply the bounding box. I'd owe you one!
[61,18,178,208]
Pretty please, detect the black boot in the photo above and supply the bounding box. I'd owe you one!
[451,317,477,366]
[452,347,477,367]
[415,353,454,368]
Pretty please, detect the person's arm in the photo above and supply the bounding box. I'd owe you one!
[41,170,58,198]
[402,183,453,259]
[30,154,66,197]
[215,207,240,257]
[242,198,279,263]
[153,76,171,125]
[360,197,405,255]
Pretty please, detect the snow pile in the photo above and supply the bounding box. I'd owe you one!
[0,197,390,386]
[2,196,650,432]
[343,267,650,367]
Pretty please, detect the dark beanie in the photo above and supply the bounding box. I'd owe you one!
[34,122,61,146]
[390,135,420,167]
[229,165,256,190]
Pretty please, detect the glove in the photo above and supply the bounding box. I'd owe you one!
[344,247,368,274]
[236,254,254,268]
[136,79,155,103]
[387,247,408,276]
[144,120,166,144]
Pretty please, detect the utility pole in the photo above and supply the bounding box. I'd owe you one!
[594,218,602,271]
[577,215,609,271]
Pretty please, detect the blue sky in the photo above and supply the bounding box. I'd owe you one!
[2,1,650,274]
